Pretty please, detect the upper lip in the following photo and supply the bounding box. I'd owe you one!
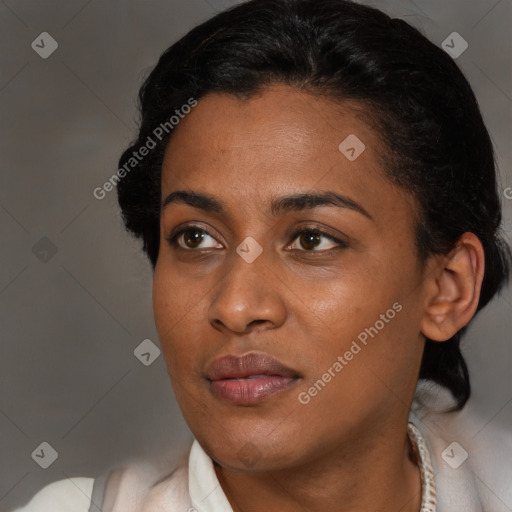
[205,352,300,380]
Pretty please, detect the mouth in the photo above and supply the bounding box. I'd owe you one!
[205,352,301,405]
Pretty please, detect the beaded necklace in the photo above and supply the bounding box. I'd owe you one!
[407,422,437,512]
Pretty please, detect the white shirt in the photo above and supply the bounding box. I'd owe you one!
[13,381,512,512]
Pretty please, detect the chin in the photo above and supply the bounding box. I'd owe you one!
[196,422,307,473]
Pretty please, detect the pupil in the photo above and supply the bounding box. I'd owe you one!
[185,230,204,248]
[301,231,320,250]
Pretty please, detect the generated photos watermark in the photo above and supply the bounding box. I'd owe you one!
[298,301,403,404]
[93,97,198,200]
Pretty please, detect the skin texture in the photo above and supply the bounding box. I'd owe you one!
[152,84,485,512]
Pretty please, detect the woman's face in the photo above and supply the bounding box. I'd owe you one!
[153,84,429,471]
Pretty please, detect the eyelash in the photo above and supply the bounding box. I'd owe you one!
[165,224,349,252]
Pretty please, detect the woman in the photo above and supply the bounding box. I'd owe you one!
[16,0,511,510]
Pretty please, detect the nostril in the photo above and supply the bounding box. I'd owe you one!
[248,319,267,329]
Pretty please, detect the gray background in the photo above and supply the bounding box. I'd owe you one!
[1,0,511,510]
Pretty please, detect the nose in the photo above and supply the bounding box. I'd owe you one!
[208,251,287,334]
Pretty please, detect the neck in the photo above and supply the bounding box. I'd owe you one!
[214,419,422,512]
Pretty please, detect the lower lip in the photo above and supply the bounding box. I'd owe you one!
[209,376,297,405]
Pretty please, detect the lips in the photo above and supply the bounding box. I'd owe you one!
[205,352,300,405]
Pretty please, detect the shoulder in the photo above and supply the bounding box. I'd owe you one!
[95,450,192,511]
[12,477,94,512]
[411,380,512,512]
[12,442,194,512]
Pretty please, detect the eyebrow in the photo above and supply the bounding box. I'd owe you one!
[161,190,374,221]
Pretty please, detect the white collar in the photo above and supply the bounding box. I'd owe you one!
[188,439,233,511]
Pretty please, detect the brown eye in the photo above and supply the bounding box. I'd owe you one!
[289,229,343,251]
[299,231,321,250]
[167,226,223,250]
[182,229,205,248]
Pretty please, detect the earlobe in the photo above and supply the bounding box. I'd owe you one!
[420,232,485,342]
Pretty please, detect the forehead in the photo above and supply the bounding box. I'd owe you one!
[163,85,379,176]
[160,84,415,224]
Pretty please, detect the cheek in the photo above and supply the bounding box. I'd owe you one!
[152,264,212,381]
[294,303,422,436]
[292,259,400,335]
[152,267,193,365]
[297,251,422,378]
[152,269,175,339]
[152,262,202,331]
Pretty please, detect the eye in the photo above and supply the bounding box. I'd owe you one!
[288,228,347,251]
[166,225,223,250]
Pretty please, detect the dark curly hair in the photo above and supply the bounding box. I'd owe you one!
[116,0,511,411]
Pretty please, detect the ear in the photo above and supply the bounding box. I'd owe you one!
[421,232,485,342]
